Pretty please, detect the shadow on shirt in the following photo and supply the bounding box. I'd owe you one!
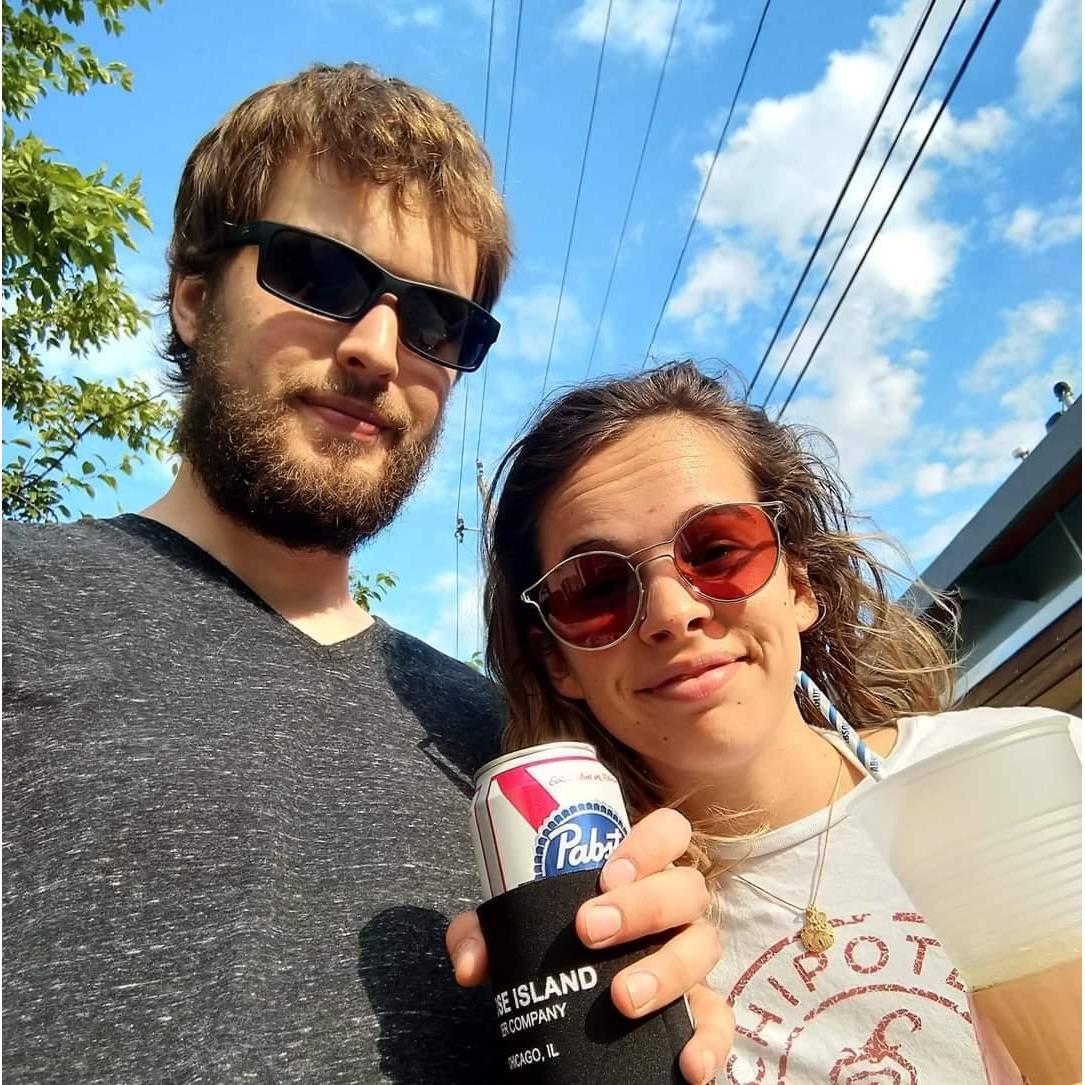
[378,627,503,801]
[358,906,502,1083]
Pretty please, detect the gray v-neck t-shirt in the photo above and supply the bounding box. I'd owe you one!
[3,515,504,1082]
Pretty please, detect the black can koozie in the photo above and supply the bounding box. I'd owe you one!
[476,868,693,1083]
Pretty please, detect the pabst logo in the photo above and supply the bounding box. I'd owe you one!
[533,802,627,879]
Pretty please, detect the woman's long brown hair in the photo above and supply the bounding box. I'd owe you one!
[483,362,956,879]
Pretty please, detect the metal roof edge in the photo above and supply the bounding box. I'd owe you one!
[901,395,1082,612]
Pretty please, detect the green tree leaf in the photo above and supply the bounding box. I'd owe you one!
[349,571,399,613]
[2,0,173,523]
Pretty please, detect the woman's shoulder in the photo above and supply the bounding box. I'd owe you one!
[889,704,1080,770]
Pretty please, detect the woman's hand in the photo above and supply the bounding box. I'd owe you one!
[446,808,732,1084]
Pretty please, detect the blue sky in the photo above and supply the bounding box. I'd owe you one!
[14,0,1081,661]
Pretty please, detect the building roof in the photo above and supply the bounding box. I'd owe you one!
[903,395,1081,613]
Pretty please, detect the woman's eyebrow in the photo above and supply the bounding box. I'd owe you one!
[557,503,718,562]
[559,537,620,562]
[670,502,713,534]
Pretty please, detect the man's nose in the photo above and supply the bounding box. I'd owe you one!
[334,295,400,384]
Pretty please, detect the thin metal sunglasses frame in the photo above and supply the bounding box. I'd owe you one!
[521,500,786,652]
[221,220,501,373]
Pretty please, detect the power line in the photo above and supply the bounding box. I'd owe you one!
[461,0,527,660]
[476,0,526,459]
[476,0,526,482]
[452,380,471,658]
[539,0,615,400]
[585,0,683,380]
[761,0,966,408]
[501,0,526,197]
[482,0,497,140]
[453,0,499,659]
[775,0,1004,421]
[747,0,939,401]
[640,0,772,371]
[474,458,486,658]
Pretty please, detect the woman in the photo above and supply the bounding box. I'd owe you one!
[483,361,1069,1084]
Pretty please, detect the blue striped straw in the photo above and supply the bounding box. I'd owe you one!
[796,670,885,781]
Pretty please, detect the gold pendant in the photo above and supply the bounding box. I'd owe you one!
[800,906,835,953]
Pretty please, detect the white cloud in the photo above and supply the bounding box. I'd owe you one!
[383,4,442,29]
[863,212,962,317]
[909,507,977,564]
[667,239,769,328]
[923,104,1012,165]
[686,3,995,263]
[657,0,1035,507]
[998,354,1079,419]
[914,462,950,496]
[914,356,1076,499]
[918,418,1050,492]
[1016,0,1082,117]
[567,0,728,61]
[492,285,591,367]
[1001,200,1082,252]
[783,328,925,496]
[961,297,1068,391]
[419,567,484,661]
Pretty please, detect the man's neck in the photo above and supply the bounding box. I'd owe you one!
[141,462,373,645]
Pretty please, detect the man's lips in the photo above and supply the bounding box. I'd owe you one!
[297,394,395,441]
[637,656,746,703]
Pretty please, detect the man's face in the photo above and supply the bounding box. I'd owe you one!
[172,158,480,553]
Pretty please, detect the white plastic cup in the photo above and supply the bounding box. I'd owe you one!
[850,715,1082,1084]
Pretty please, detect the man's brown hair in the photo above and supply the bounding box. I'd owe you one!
[163,62,511,385]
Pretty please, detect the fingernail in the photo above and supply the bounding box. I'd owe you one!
[624,970,659,1011]
[451,936,479,973]
[701,1051,717,1083]
[584,905,622,945]
[601,857,637,891]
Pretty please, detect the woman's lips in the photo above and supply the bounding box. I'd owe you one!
[639,659,745,703]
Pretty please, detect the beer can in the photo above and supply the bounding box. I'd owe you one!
[470,741,630,899]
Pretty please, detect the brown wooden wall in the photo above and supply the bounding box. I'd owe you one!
[960,602,1082,715]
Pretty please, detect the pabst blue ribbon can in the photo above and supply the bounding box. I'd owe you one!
[470,741,630,899]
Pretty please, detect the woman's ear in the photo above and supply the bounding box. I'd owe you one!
[531,628,586,701]
[789,563,819,634]
[171,274,208,349]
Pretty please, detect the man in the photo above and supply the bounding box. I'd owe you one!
[3,64,730,1082]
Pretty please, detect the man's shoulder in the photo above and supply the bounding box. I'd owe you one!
[377,621,502,715]
[3,516,127,575]
[5,514,124,555]
[374,621,504,772]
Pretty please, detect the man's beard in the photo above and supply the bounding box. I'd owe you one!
[175,309,441,554]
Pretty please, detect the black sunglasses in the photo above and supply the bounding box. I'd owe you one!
[222,220,500,373]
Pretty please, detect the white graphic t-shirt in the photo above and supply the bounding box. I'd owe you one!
[708,705,1076,1085]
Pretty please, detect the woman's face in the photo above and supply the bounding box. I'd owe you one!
[534,415,818,787]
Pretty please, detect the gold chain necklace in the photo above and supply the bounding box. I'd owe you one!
[732,750,845,953]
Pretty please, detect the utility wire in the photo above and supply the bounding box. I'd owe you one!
[452,379,471,658]
[585,0,683,380]
[747,0,939,400]
[456,0,517,658]
[539,0,615,400]
[640,0,772,371]
[761,0,966,407]
[482,0,497,140]
[775,0,1004,420]
[473,0,526,477]
[501,0,526,198]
